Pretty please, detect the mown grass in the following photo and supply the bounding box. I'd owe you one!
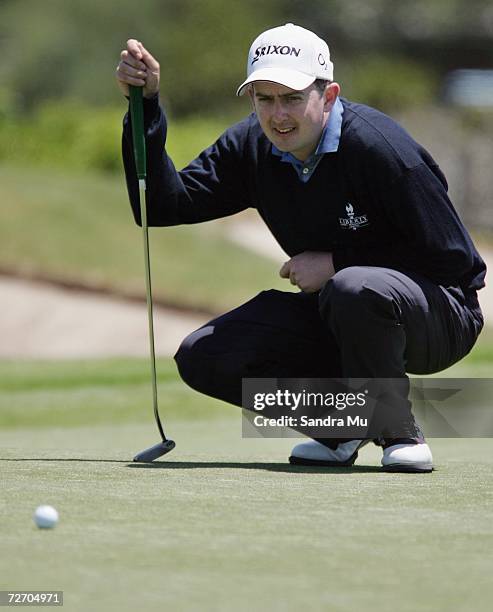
[1,349,492,611]
[1,407,492,612]
[0,358,232,429]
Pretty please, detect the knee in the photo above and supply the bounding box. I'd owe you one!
[174,325,215,393]
[319,267,366,314]
[319,267,397,322]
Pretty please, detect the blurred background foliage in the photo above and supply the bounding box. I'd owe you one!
[0,0,492,228]
[1,0,493,117]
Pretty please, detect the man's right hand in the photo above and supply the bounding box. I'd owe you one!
[116,39,160,99]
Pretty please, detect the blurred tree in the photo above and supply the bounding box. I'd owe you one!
[284,0,493,70]
[0,0,492,115]
[0,0,282,115]
[341,55,437,110]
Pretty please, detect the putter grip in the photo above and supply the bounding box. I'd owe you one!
[129,86,146,179]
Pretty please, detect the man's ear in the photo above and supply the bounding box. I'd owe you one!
[324,82,341,111]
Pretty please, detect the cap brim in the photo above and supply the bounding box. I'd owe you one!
[236,68,315,96]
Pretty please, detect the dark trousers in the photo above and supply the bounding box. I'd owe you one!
[175,267,483,438]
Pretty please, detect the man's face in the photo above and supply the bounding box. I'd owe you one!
[250,81,339,162]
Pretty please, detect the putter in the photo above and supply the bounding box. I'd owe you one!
[129,85,176,462]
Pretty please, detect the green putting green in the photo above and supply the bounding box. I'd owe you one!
[1,358,492,611]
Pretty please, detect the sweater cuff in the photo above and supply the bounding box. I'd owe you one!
[142,94,160,124]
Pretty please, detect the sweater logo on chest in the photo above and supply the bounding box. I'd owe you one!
[339,202,369,231]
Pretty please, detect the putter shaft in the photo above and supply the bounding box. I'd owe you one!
[129,85,174,461]
[139,179,165,441]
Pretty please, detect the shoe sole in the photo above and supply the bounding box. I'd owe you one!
[288,450,360,467]
[382,463,433,473]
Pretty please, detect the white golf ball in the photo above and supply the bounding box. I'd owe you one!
[33,505,59,529]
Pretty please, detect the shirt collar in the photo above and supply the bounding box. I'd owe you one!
[272,96,344,160]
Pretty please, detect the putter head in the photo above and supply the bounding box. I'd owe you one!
[133,439,176,463]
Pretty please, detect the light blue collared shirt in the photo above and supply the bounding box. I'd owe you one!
[271,97,344,183]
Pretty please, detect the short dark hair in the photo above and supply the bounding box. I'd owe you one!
[314,79,332,94]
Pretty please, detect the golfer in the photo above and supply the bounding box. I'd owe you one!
[117,24,486,472]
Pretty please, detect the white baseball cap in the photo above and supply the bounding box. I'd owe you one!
[236,23,333,96]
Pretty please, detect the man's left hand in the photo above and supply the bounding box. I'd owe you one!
[279,251,335,293]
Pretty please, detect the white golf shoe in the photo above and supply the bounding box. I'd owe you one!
[289,439,370,467]
[381,441,433,473]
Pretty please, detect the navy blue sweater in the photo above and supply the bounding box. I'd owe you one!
[122,96,486,303]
